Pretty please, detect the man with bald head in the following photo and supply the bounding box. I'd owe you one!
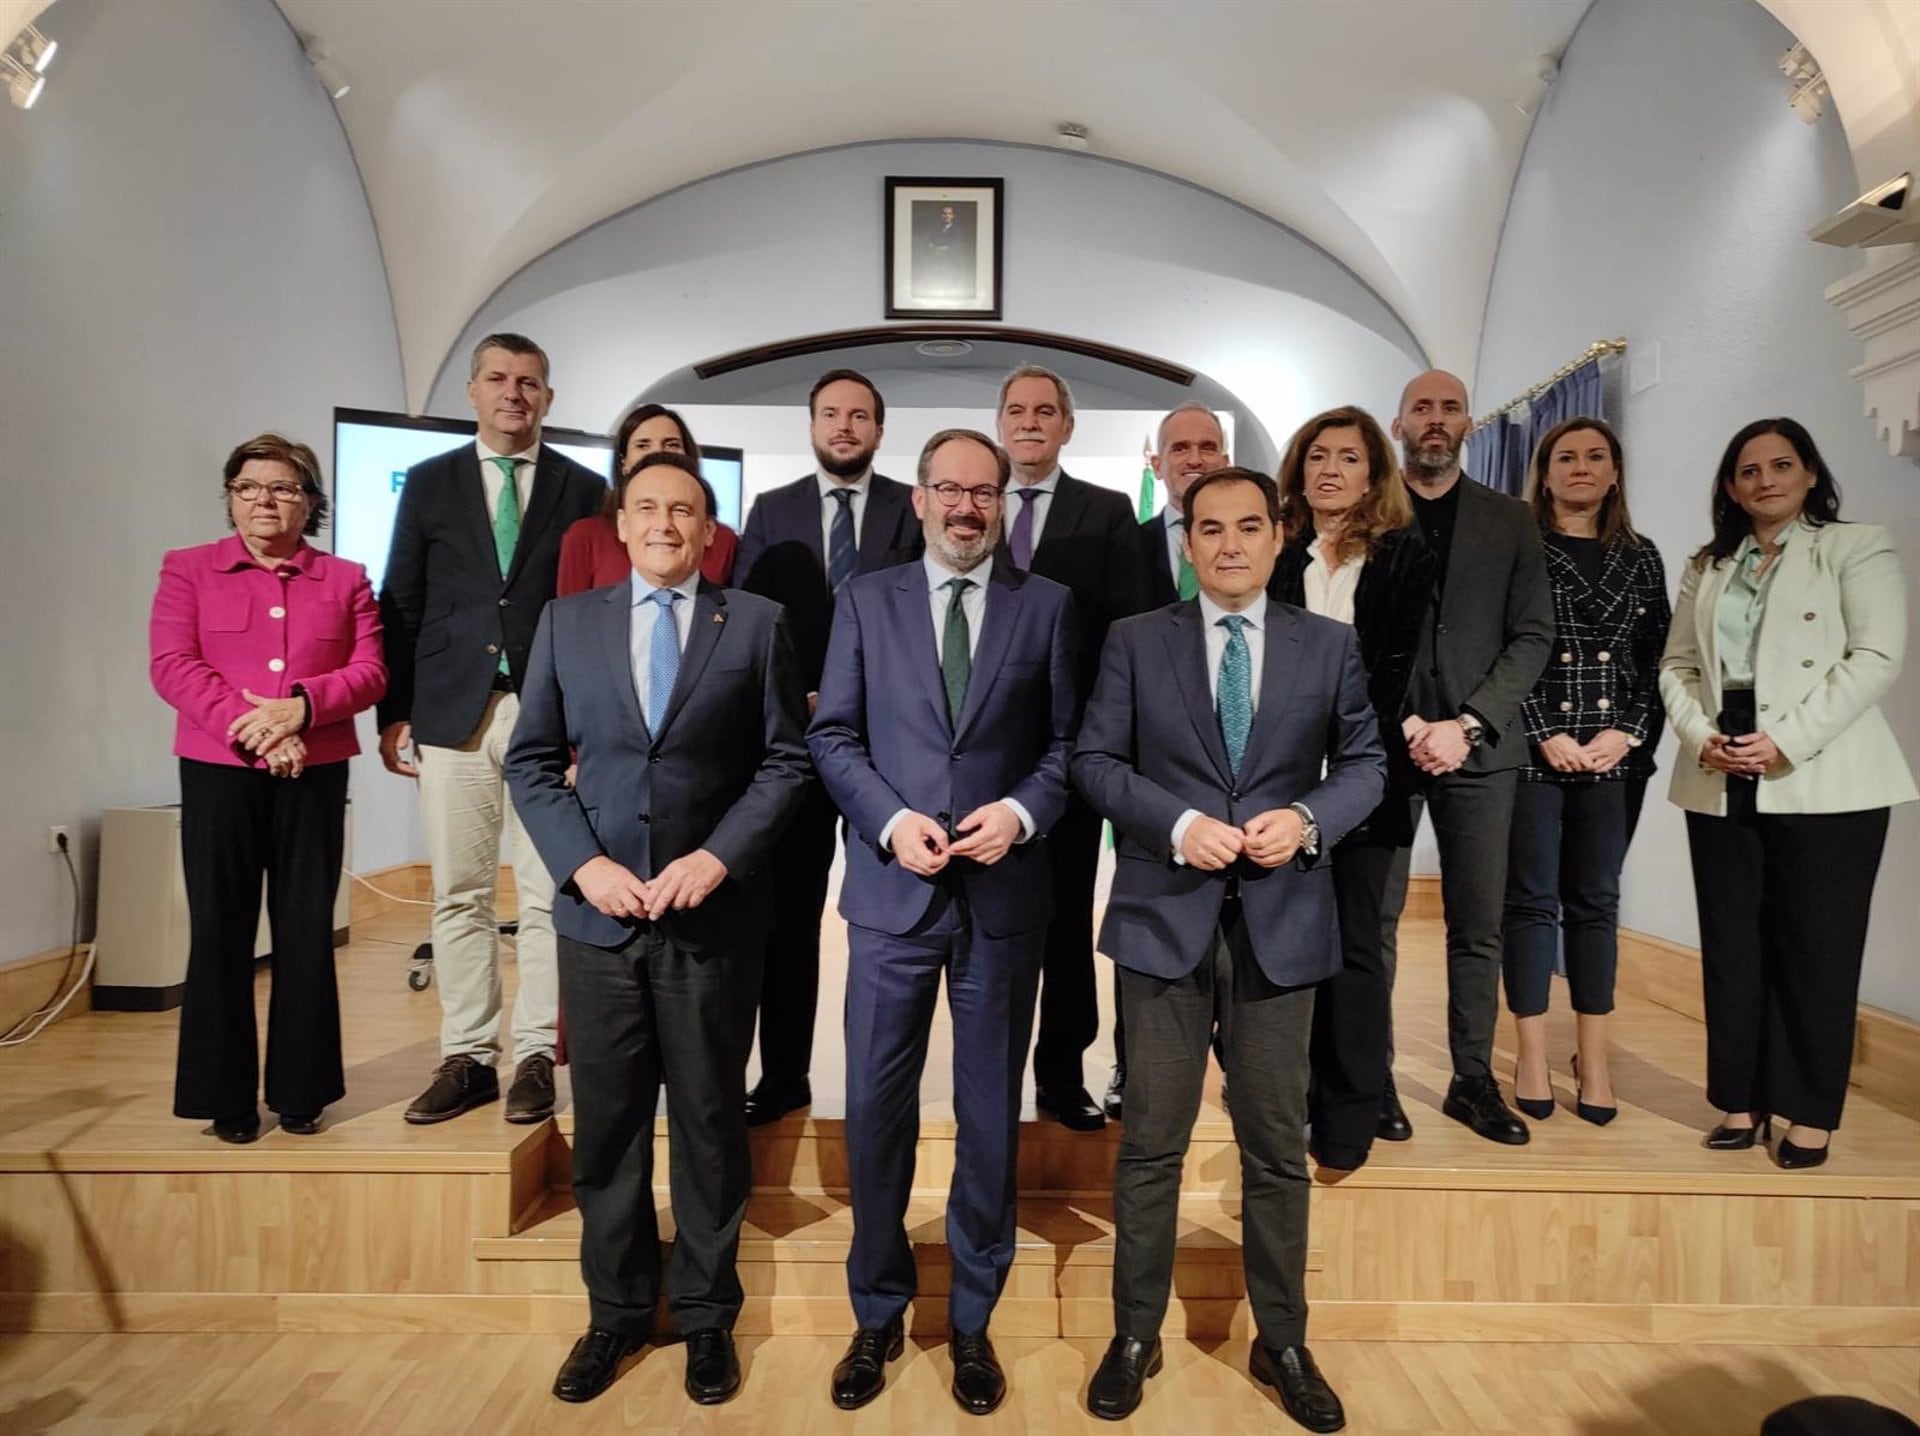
[1377,369,1552,1146]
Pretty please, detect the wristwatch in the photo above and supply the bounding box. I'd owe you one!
[1288,802,1321,857]
[1457,713,1485,747]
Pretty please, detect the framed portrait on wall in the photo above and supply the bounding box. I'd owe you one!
[884,177,1003,320]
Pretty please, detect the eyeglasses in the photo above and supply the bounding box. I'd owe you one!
[228,481,308,504]
[920,481,1005,508]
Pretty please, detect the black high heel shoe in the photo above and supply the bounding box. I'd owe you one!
[1704,1114,1771,1150]
[1570,1054,1616,1127]
[1776,1131,1831,1170]
[1513,1086,1555,1121]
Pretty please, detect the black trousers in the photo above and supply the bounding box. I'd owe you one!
[752,783,837,1088]
[1031,794,1102,1093]
[1112,899,1315,1349]
[1306,838,1398,1167]
[175,758,347,1122]
[1502,779,1628,1017]
[559,927,761,1336]
[1685,787,1888,1132]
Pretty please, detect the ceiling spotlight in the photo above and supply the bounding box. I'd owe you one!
[13,22,55,74]
[1055,122,1090,151]
[915,339,974,358]
[2,55,45,110]
[300,37,351,100]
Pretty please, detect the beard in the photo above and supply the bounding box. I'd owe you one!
[927,512,998,571]
[814,440,876,480]
[1401,429,1463,479]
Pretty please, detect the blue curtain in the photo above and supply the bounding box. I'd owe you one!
[1471,356,1609,495]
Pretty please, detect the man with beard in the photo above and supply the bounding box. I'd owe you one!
[1379,369,1552,1145]
[810,430,1077,1417]
[734,370,923,1126]
[995,364,1143,1132]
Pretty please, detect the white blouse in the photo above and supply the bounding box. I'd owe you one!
[1304,541,1365,626]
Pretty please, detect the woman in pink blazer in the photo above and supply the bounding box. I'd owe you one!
[149,434,386,1142]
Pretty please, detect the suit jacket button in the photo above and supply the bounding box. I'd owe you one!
[1803,611,1816,620]
[1801,658,1815,668]
[950,751,961,761]
[485,643,499,655]
[638,813,650,823]
[499,598,511,608]
[649,754,662,764]
[1759,703,1771,712]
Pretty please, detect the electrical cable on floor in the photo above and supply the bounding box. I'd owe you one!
[0,831,94,1047]
[349,870,434,907]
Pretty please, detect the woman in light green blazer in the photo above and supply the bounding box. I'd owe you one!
[1660,418,1914,1170]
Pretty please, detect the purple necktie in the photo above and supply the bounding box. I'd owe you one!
[1009,487,1037,569]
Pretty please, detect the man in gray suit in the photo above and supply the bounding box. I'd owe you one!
[506,452,811,1408]
[1073,467,1384,1431]
[1378,369,1553,1146]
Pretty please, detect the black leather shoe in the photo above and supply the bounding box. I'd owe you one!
[1103,1066,1126,1122]
[552,1327,644,1403]
[744,1078,812,1128]
[949,1329,1006,1416]
[404,1055,499,1125]
[830,1317,903,1410]
[1776,1131,1830,1170]
[504,1053,556,1124]
[1087,1336,1162,1420]
[1376,1076,1412,1142]
[211,1113,261,1145]
[683,1328,740,1404]
[1442,1076,1531,1146]
[278,1112,322,1136]
[1251,1342,1345,1432]
[1036,1085,1107,1132]
[1705,1115,1771,1150]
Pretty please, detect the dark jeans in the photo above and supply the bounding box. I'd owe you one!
[1112,898,1315,1349]
[1502,779,1628,1017]
[175,758,347,1122]
[752,784,837,1088]
[1306,838,1398,1167]
[560,927,761,1336]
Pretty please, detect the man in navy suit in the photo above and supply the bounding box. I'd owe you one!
[506,452,811,1408]
[378,332,606,1126]
[1073,468,1384,1432]
[809,429,1077,1418]
[733,370,923,1125]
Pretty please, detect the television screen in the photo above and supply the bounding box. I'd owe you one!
[332,409,745,593]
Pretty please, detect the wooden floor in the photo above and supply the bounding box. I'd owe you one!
[1,1332,1914,1434]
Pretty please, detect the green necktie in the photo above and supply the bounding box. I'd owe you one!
[489,456,520,674]
[1217,614,1252,772]
[941,576,974,725]
[1176,544,1199,601]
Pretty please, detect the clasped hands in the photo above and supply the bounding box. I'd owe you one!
[889,802,1023,876]
[1402,714,1473,775]
[572,849,728,922]
[1180,809,1305,871]
[1699,729,1781,777]
[1536,729,1634,774]
[228,688,308,778]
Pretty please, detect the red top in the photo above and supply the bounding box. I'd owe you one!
[149,535,386,767]
[556,514,739,597]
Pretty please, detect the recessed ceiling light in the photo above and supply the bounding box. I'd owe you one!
[916,340,974,358]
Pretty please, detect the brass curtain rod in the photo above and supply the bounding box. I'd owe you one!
[1474,338,1628,428]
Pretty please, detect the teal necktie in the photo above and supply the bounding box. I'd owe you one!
[941,577,974,725]
[1217,614,1252,772]
[489,456,521,675]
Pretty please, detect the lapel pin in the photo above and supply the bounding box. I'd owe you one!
[713,612,726,624]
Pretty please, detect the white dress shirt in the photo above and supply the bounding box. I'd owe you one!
[476,438,538,523]
[1303,541,1366,627]
[1168,592,1288,860]
[1007,467,1062,549]
[627,570,700,719]
[877,552,1036,851]
[816,470,872,573]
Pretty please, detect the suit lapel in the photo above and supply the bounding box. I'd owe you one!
[858,477,904,572]
[1239,600,1302,776]
[1691,556,1734,695]
[1164,603,1233,786]
[954,564,1019,740]
[599,583,647,739]
[1437,479,1485,621]
[790,480,827,570]
[1035,473,1089,555]
[505,447,565,589]
[893,566,952,734]
[653,584,728,746]
[456,448,496,577]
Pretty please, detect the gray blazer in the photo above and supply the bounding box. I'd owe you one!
[1418,478,1555,772]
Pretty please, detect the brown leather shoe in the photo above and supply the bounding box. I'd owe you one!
[403,1055,499,1125]
[504,1053,556,1124]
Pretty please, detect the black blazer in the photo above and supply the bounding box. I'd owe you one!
[1416,478,1555,773]
[505,581,812,951]
[1270,524,1436,845]
[734,472,922,689]
[1133,507,1182,612]
[377,443,605,747]
[1520,533,1670,783]
[1004,471,1145,697]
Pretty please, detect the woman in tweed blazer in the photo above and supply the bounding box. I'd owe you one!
[1660,418,1913,1168]
[1503,418,1669,1127]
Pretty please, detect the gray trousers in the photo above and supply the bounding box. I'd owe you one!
[1111,900,1316,1349]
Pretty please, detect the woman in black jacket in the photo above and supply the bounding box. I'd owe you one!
[1503,417,1669,1126]
[1272,405,1437,1170]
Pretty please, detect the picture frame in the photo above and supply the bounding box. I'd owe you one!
[884,176,1004,320]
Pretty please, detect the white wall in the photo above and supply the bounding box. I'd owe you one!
[0,0,404,966]
[1475,0,1920,1018]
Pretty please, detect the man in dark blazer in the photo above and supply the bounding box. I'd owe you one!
[733,369,923,1126]
[809,429,1076,1418]
[378,332,606,1126]
[506,452,811,1408]
[1073,467,1383,1431]
[994,363,1142,1130]
[1381,369,1554,1145]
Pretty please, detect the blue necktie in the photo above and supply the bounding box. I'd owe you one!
[645,588,682,732]
[1217,614,1252,772]
[1009,487,1037,569]
[827,488,856,592]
